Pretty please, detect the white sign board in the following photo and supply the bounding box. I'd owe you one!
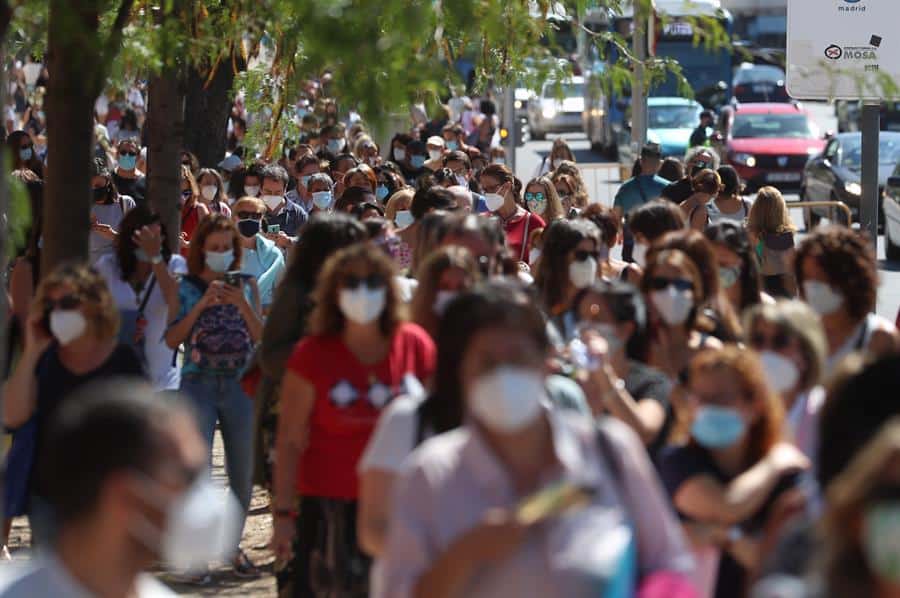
[787,0,900,100]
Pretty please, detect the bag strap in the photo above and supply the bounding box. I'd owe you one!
[137,275,156,315]
[519,212,532,262]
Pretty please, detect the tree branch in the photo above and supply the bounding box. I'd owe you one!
[94,0,134,91]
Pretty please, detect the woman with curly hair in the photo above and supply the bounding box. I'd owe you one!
[581,204,630,280]
[795,226,897,368]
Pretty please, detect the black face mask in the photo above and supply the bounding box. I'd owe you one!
[93,186,109,203]
[237,219,261,238]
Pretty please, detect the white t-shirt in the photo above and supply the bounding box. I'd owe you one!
[0,555,175,597]
[95,253,187,391]
[90,196,136,265]
[359,395,428,475]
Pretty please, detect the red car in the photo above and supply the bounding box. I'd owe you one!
[717,103,826,193]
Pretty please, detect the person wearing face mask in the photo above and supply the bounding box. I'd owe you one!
[112,139,146,206]
[794,227,898,370]
[258,163,307,252]
[2,263,146,547]
[535,219,602,340]
[196,167,232,217]
[640,249,722,383]
[581,204,631,281]
[659,346,809,598]
[321,123,348,157]
[533,137,576,178]
[354,136,381,168]
[241,166,262,199]
[0,381,235,597]
[441,123,467,154]
[6,130,43,177]
[573,281,675,461]
[614,144,670,259]
[479,164,546,264]
[404,140,430,183]
[285,154,321,213]
[385,188,415,230]
[424,136,446,172]
[94,206,183,391]
[379,282,694,598]
[329,152,361,199]
[410,246,480,340]
[705,221,767,317]
[272,244,436,596]
[389,133,412,164]
[623,199,686,282]
[306,172,336,214]
[164,214,263,579]
[744,301,827,463]
[231,197,285,312]
[217,153,243,201]
[178,165,210,257]
[374,166,402,205]
[442,151,485,207]
[661,147,720,204]
[90,158,137,265]
[521,177,565,265]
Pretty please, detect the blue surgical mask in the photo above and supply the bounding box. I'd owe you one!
[327,138,345,154]
[376,184,390,202]
[312,191,334,210]
[119,154,137,170]
[691,405,746,449]
[446,140,459,151]
[19,147,32,162]
[205,249,234,274]
[411,155,426,169]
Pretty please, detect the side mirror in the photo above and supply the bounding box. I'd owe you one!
[888,176,900,188]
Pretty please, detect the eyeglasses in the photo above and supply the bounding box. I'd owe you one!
[750,330,791,351]
[646,277,693,292]
[43,294,82,311]
[572,249,600,262]
[119,151,137,157]
[237,211,264,220]
[524,192,545,202]
[341,273,386,290]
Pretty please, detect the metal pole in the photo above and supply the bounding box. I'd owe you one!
[860,101,880,244]
[504,83,517,176]
[631,0,649,151]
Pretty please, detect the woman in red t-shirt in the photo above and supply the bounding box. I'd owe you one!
[272,242,436,596]
[478,164,545,264]
[179,165,209,257]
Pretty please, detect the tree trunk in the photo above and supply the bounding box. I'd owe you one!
[42,0,102,274]
[146,68,185,254]
[184,60,235,168]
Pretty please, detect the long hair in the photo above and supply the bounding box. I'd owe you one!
[410,246,479,339]
[34,261,120,341]
[748,186,796,236]
[114,205,173,283]
[186,214,242,276]
[705,220,763,312]
[524,176,565,222]
[534,219,601,311]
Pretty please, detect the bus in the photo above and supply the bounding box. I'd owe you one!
[582,0,734,158]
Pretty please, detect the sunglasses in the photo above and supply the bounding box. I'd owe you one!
[750,330,791,351]
[44,294,82,311]
[342,273,386,290]
[572,249,600,262]
[120,151,137,157]
[524,192,545,202]
[237,211,264,220]
[646,276,693,292]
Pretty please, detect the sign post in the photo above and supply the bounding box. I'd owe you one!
[787,0,900,243]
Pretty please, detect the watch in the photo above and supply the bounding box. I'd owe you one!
[149,254,163,265]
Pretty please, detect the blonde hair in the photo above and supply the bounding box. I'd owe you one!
[384,188,414,222]
[231,197,265,214]
[524,176,565,222]
[748,186,796,236]
[34,262,120,341]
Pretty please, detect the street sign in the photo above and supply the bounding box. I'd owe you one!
[786,0,900,100]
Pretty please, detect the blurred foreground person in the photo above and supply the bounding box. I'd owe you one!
[0,380,239,597]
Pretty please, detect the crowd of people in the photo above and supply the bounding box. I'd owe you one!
[1,63,900,598]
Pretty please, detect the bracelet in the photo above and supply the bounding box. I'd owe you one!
[273,508,299,520]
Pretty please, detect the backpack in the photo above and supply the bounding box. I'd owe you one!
[184,276,253,374]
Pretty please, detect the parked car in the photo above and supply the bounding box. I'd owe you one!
[732,63,790,104]
[616,97,704,167]
[527,76,585,140]
[883,165,900,260]
[716,102,825,193]
[836,101,900,133]
[801,132,900,228]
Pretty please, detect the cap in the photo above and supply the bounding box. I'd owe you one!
[426,136,445,148]
[218,153,242,172]
[640,143,662,158]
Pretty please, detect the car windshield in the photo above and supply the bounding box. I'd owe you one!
[649,105,700,129]
[734,66,785,84]
[544,82,584,99]
[732,113,815,139]
[839,137,900,170]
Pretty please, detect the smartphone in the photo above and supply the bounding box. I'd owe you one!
[267,224,281,234]
[224,271,242,288]
[516,481,594,525]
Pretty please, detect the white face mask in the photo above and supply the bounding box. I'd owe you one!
[394,148,406,161]
[468,366,544,433]
[759,350,800,394]
[484,192,505,212]
[200,185,217,201]
[49,310,87,345]
[803,280,844,316]
[433,290,458,316]
[651,286,694,326]
[632,242,648,267]
[428,149,443,162]
[243,185,260,197]
[394,210,414,228]
[129,474,241,573]
[339,286,387,324]
[262,194,283,211]
[569,256,597,289]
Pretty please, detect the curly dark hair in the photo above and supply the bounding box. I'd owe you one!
[114,205,173,283]
[580,204,620,247]
[795,226,877,320]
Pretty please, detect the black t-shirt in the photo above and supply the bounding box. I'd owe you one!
[624,360,673,459]
[112,173,147,206]
[659,444,800,598]
[33,344,146,492]
[660,177,694,203]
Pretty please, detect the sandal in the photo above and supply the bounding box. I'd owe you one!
[232,548,261,579]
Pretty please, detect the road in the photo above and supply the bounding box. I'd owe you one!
[510,101,900,322]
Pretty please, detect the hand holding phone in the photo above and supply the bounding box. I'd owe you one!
[223,271,242,288]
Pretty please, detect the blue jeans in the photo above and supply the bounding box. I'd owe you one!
[180,373,254,550]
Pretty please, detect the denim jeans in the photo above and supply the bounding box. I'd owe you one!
[180,373,254,550]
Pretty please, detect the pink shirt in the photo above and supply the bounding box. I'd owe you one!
[378,410,693,598]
